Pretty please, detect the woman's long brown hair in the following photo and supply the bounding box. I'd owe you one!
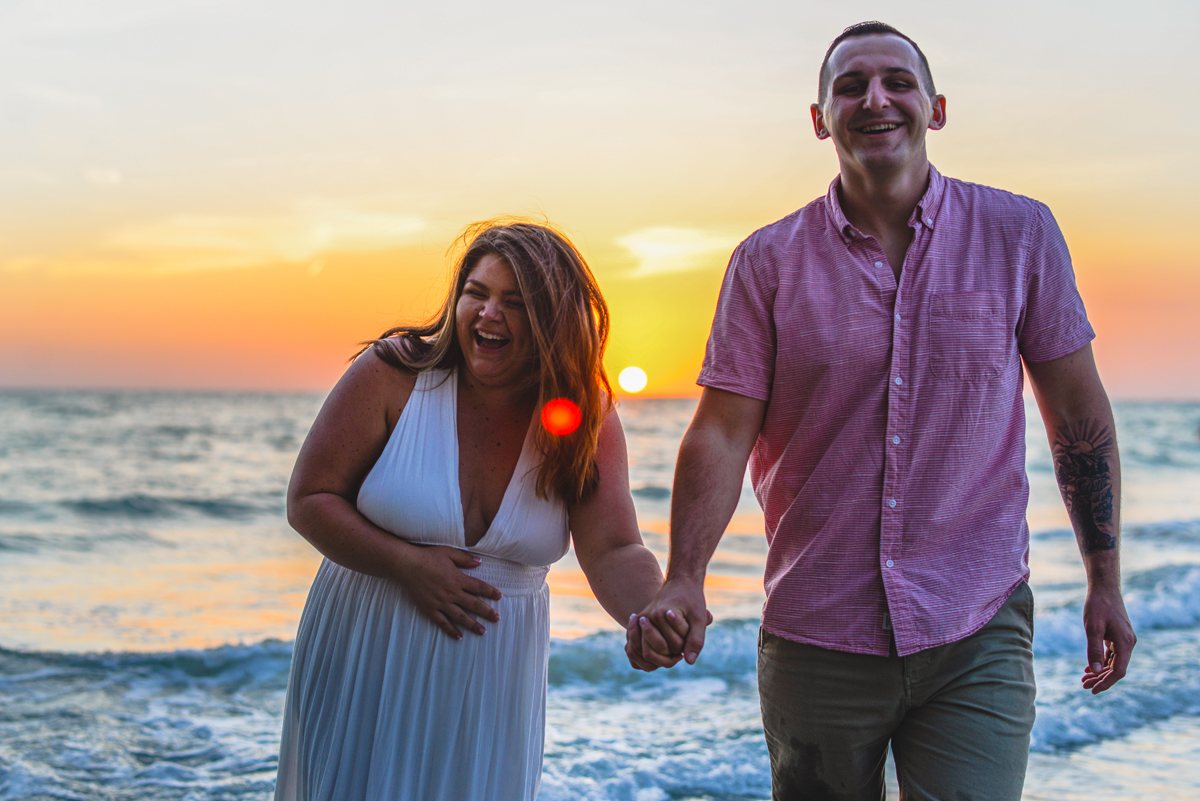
[357,219,613,505]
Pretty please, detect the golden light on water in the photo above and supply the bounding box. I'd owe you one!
[618,366,648,393]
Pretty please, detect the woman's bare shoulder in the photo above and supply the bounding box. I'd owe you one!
[338,345,420,425]
[594,405,629,466]
[291,347,421,504]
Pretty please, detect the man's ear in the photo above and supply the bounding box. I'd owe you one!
[811,103,830,140]
[928,95,947,131]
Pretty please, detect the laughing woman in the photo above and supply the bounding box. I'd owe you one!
[273,221,675,800]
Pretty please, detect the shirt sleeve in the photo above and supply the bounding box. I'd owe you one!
[1017,202,1096,363]
[697,239,776,401]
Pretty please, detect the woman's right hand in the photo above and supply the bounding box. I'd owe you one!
[395,544,502,640]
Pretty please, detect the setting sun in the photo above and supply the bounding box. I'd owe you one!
[618,367,648,393]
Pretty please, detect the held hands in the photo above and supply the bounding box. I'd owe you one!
[1080,584,1137,694]
[625,578,712,672]
[396,545,501,640]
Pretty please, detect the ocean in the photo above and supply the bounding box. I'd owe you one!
[1,390,1198,800]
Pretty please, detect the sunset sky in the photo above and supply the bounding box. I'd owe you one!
[2,0,1197,398]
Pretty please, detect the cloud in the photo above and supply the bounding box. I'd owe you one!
[12,80,102,109]
[617,226,739,278]
[85,167,122,186]
[4,201,430,274]
[99,204,430,271]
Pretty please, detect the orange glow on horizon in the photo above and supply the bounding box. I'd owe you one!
[3,238,1196,399]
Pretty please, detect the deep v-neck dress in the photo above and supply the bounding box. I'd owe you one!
[274,368,570,801]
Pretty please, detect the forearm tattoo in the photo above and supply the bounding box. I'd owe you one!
[1052,420,1117,554]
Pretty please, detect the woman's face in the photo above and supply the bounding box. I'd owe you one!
[455,253,535,389]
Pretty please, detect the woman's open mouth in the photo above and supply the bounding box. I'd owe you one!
[474,330,510,351]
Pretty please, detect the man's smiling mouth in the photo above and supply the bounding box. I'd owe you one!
[857,122,901,133]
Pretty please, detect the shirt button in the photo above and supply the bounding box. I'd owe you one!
[894,313,901,323]
[894,376,903,385]
[888,498,897,508]
[892,435,901,445]
[874,261,883,268]
[925,217,933,226]
[886,559,895,568]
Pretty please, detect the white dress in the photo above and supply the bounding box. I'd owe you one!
[274,368,570,801]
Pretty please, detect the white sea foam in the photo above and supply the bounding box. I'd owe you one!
[1032,627,1200,751]
[2,393,1199,799]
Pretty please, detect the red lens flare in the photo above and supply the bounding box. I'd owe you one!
[541,399,582,436]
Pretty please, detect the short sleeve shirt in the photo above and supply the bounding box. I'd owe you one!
[698,166,1094,656]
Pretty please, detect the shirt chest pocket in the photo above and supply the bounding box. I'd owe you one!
[928,291,1008,380]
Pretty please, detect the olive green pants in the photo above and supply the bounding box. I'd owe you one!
[757,582,1036,801]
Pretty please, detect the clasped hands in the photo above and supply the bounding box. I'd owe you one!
[625,578,712,672]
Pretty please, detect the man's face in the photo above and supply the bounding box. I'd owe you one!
[810,34,946,177]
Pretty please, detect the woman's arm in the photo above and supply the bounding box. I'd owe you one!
[568,410,681,670]
[287,349,501,640]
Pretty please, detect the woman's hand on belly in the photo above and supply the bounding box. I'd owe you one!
[286,352,501,641]
[395,543,502,640]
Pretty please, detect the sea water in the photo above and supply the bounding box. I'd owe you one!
[0,391,1198,800]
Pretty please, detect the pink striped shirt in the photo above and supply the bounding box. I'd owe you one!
[699,166,1094,656]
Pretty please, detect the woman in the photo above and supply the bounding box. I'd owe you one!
[274,221,675,800]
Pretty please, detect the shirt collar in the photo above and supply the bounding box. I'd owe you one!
[826,163,946,244]
[912,163,945,230]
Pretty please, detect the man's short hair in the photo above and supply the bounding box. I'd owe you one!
[817,21,937,105]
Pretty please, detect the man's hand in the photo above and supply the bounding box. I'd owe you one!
[1080,583,1136,693]
[625,614,683,672]
[624,577,711,669]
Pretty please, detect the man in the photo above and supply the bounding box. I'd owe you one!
[627,21,1136,800]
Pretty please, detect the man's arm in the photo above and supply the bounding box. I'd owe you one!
[1026,343,1136,693]
[626,387,765,668]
